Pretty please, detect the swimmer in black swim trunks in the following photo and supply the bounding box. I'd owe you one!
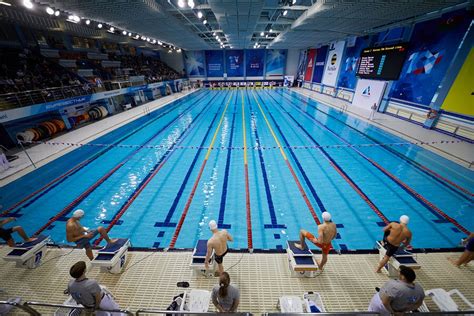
[376,215,412,273]
[0,217,37,247]
[205,220,233,276]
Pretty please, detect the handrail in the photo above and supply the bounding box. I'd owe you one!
[0,300,40,316]
[25,301,134,315]
[136,310,252,315]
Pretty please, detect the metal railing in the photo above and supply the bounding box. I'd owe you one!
[25,301,134,315]
[0,300,41,315]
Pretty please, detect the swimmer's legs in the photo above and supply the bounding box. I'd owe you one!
[294,229,309,250]
[97,226,117,244]
[12,226,36,242]
[376,255,390,273]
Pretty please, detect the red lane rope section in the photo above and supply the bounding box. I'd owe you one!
[416,164,473,197]
[1,159,91,216]
[33,162,124,236]
[366,157,470,235]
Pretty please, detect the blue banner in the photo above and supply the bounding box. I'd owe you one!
[205,50,224,77]
[266,49,287,77]
[312,46,328,83]
[389,10,471,105]
[245,49,265,77]
[184,50,205,77]
[337,36,371,90]
[225,50,244,77]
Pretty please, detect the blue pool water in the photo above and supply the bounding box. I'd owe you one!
[1,89,473,251]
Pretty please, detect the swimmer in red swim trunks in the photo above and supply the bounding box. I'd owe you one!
[295,212,337,270]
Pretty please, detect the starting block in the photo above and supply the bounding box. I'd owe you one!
[3,235,50,269]
[91,238,130,274]
[189,240,216,277]
[286,241,319,278]
[376,240,420,277]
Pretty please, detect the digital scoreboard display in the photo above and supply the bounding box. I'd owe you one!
[357,43,408,80]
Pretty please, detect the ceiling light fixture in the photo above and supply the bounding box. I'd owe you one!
[177,0,185,8]
[269,28,273,32]
[187,0,194,9]
[203,19,207,25]
[260,32,264,36]
[197,11,203,19]
[128,32,132,36]
[0,1,12,6]
[22,0,33,9]
[292,0,296,4]
[97,23,103,28]
[283,10,288,16]
[212,32,216,36]
[85,19,91,25]
[152,39,156,44]
[177,48,182,53]
[46,7,54,15]
[109,27,114,32]
[54,10,60,16]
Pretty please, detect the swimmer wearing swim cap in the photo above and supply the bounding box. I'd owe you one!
[295,211,337,270]
[375,215,413,273]
[66,209,118,260]
[205,219,233,276]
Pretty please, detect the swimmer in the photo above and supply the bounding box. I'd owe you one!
[376,215,412,273]
[66,209,117,260]
[205,220,233,276]
[295,211,337,270]
[0,217,36,246]
[448,232,474,267]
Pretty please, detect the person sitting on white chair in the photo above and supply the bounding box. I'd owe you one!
[211,272,239,313]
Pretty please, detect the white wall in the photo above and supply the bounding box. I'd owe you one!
[285,49,300,77]
[160,51,185,73]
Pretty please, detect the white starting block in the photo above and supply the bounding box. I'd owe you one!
[278,292,326,313]
[3,235,50,269]
[376,240,420,277]
[91,238,130,274]
[286,240,319,278]
[189,239,216,277]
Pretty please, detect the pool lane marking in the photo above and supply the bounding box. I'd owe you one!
[279,90,473,199]
[277,90,469,235]
[169,92,234,248]
[245,91,286,230]
[217,102,237,229]
[250,90,321,226]
[2,90,209,216]
[263,90,389,225]
[33,92,215,236]
[241,90,253,249]
[255,92,328,215]
[155,92,230,229]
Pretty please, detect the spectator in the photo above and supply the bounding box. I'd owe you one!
[211,272,239,313]
[368,265,424,314]
[67,261,121,315]
[449,232,474,267]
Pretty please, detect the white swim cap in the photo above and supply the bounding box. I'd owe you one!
[73,209,85,218]
[322,212,332,222]
[400,215,409,225]
[209,220,217,230]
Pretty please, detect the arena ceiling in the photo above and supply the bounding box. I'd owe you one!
[37,0,467,50]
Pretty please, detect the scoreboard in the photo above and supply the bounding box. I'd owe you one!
[357,43,408,80]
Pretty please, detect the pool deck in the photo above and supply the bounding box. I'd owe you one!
[0,247,473,314]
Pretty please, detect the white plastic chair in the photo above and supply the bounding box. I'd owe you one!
[278,296,304,313]
[180,289,211,312]
[425,288,474,311]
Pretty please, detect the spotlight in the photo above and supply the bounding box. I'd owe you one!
[128,32,132,36]
[22,0,33,9]
[260,32,264,36]
[85,19,91,25]
[265,34,268,38]
[215,35,219,39]
[197,11,203,19]
[0,1,12,6]
[46,7,54,15]
[54,10,60,16]
[292,0,296,4]
[177,48,182,52]
[122,30,127,35]
[203,19,207,25]
[177,0,185,8]
[168,49,172,53]
[158,41,163,45]
[269,28,273,32]
[188,0,194,8]
[135,35,140,39]
[152,39,156,44]
[97,23,103,28]
[146,38,151,42]
[213,32,216,36]
[283,10,288,16]
[141,36,146,40]
[109,27,114,32]
[68,15,80,23]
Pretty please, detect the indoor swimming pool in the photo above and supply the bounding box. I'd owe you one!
[1,89,472,251]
